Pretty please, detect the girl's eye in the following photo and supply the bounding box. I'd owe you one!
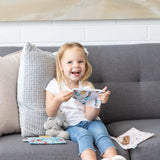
[79,61,84,63]
[67,61,72,64]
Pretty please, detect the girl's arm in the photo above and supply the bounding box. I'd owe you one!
[85,86,111,121]
[85,106,101,121]
[45,90,73,117]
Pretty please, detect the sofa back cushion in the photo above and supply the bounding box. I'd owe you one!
[1,43,160,126]
[87,44,160,124]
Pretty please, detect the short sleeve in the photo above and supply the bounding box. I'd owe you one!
[45,78,60,95]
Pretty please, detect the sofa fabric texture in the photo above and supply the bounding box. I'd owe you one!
[0,43,160,160]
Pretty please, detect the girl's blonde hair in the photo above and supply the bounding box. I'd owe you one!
[55,42,92,85]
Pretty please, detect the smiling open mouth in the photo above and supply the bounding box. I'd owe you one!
[71,71,80,74]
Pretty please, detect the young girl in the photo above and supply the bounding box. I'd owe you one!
[45,42,126,160]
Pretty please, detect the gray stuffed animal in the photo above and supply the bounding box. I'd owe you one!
[44,111,70,139]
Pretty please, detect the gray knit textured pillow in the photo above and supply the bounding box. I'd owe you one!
[17,42,55,137]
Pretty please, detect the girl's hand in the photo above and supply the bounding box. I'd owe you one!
[56,91,73,103]
[99,86,111,104]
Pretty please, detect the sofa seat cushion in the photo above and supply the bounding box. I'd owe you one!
[0,133,128,160]
[107,119,160,160]
[0,134,82,160]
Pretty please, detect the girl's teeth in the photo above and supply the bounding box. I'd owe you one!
[72,71,79,73]
[72,72,80,74]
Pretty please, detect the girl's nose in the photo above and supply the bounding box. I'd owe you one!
[73,62,79,67]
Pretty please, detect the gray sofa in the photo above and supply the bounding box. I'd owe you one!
[0,43,160,160]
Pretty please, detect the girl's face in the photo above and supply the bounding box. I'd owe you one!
[60,47,86,85]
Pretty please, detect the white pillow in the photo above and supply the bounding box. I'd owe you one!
[17,42,55,137]
[0,51,21,136]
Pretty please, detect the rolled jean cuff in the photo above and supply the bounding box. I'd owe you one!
[79,148,96,156]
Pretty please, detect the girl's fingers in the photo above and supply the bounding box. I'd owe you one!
[102,86,111,94]
[63,91,73,96]
[58,91,73,102]
[106,90,111,95]
[64,91,73,99]
[102,86,108,92]
[100,90,111,96]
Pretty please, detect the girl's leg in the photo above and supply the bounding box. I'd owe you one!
[88,120,117,159]
[81,149,97,160]
[66,124,97,160]
[102,147,117,159]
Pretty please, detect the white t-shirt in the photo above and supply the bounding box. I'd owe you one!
[45,78,92,126]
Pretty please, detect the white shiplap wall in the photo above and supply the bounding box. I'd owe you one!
[0,19,160,46]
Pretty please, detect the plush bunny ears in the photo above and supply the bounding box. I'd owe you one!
[52,47,89,56]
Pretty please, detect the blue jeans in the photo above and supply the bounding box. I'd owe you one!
[66,120,115,156]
